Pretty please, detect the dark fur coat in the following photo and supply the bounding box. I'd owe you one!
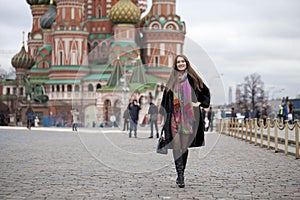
[160,74,210,148]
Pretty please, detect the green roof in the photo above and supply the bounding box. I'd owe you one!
[98,80,156,93]
[82,73,110,81]
[111,42,137,49]
[97,85,123,91]
[130,59,147,84]
[45,79,81,84]
[50,65,90,71]
[0,79,16,85]
[30,76,49,83]
[107,60,124,87]
[145,74,164,83]
[145,66,172,72]
[0,94,17,100]
[86,16,109,21]
[89,33,112,40]
[89,64,114,71]
[129,83,155,93]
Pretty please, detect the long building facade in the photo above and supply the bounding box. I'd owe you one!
[0,0,186,127]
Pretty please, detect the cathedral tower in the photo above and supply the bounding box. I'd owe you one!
[142,0,186,68]
[108,0,141,64]
[50,0,89,80]
[26,0,51,58]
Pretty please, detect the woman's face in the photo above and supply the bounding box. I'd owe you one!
[176,56,187,72]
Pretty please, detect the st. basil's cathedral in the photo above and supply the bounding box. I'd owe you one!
[0,0,186,127]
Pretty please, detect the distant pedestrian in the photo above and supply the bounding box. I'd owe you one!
[230,107,237,127]
[148,102,159,138]
[110,115,117,127]
[207,106,215,132]
[231,107,237,120]
[26,106,35,130]
[261,106,268,126]
[148,92,154,104]
[71,109,79,131]
[280,97,288,123]
[215,108,222,132]
[34,116,39,127]
[122,107,130,131]
[286,97,294,124]
[278,104,283,123]
[128,99,141,138]
[154,85,159,100]
[244,108,251,123]
[221,109,226,119]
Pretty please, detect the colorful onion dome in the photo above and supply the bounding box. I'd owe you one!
[11,42,35,69]
[109,0,141,24]
[26,0,51,6]
[40,1,57,29]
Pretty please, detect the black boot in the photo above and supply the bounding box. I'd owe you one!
[173,150,185,188]
[182,149,189,171]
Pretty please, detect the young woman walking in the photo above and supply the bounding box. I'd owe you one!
[160,55,210,188]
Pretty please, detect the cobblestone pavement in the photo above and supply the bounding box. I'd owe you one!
[0,126,300,200]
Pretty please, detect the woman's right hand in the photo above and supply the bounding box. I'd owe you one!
[192,102,201,107]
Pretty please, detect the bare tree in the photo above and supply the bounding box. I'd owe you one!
[235,73,266,113]
[244,73,266,111]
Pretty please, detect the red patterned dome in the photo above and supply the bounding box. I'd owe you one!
[11,42,35,69]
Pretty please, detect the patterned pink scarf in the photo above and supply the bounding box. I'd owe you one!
[173,72,195,134]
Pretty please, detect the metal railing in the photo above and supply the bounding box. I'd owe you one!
[219,118,300,159]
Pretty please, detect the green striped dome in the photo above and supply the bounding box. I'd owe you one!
[26,0,50,6]
[109,0,141,24]
[11,43,35,69]
[40,2,57,29]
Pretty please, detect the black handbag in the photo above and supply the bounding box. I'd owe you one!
[156,129,168,154]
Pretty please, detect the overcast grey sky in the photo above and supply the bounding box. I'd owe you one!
[177,0,300,103]
[0,0,299,103]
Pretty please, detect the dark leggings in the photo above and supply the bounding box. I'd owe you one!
[172,132,193,150]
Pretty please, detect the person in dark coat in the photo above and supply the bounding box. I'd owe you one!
[159,55,210,188]
[207,106,214,132]
[25,105,35,130]
[148,102,159,138]
[128,99,141,138]
[122,107,130,131]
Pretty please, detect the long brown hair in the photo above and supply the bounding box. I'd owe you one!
[165,55,203,91]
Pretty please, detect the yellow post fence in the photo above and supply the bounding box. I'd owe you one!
[285,121,289,155]
[274,119,279,153]
[260,119,264,148]
[295,120,299,159]
[219,118,300,159]
[267,119,271,149]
